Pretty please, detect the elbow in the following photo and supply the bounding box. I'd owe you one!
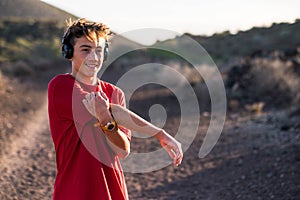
[118,140,130,159]
[111,139,130,159]
[118,147,130,159]
[117,137,131,159]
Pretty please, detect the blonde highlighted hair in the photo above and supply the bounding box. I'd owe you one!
[63,18,111,46]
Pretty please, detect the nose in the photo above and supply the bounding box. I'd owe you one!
[87,49,101,61]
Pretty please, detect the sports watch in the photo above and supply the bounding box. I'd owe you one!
[101,120,117,132]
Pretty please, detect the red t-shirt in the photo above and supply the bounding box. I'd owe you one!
[48,74,131,200]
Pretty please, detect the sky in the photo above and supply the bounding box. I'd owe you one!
[41,0,300,45]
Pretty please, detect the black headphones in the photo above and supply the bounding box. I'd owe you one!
[61,31,109,61]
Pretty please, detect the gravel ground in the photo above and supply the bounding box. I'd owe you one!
[0,71,299,200]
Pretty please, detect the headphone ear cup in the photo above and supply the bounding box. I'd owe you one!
[62,43,73,59]
[103,43,109,61]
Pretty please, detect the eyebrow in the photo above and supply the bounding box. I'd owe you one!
[79,44,92,48]
[79,44,103,49]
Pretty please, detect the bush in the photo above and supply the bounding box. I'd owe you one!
[0,19,63,72]
[0,61,33,76]
[226,53,300,109]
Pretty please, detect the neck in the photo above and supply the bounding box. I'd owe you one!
[71,73,98,85]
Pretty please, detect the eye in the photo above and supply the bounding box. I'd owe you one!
[95,48,102,54]
[82,48,91,53]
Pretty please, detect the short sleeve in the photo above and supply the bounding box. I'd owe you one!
[101,82,131,142]
[48,75,95,131]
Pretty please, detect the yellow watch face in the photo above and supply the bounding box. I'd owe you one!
[102,121,116,131]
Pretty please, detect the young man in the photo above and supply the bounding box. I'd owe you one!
[48,18,183,200]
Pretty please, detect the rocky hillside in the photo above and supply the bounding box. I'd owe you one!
[0,0,141,79]
[0,0,77,22]
[155,19,300,64]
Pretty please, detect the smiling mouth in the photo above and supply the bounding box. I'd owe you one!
[85,63,99,69]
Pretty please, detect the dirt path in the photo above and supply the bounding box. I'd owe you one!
[0,96,56,200]
[125,110,300,200]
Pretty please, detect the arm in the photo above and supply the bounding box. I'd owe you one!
[102,126,130,159]
[83,91,183,166]
[111,104,183,166]
[83,91,130,159]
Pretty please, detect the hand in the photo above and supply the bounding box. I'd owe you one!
[156,130,183,166]
[82,91,112,124]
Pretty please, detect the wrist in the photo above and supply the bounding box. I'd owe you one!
[153,129,166,140]
[95,106,113,124]
[101,120,117,132]
[94,108,117,132]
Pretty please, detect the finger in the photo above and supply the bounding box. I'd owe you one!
[95,91,100,96]
[172,146,183,166]
[175,153,183,166]
[164,145,176,160]
[90,92,96,99]
[82,98,87,106]
[173,150,180,166]
[171,149,179,166]
[85,92,94,101]
[82,99,92,110]
[177,155,183,166]
[95,92,107,102]
[99,90,108,100]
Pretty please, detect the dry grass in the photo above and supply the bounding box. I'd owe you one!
[226,53,300,111]
[250,57,300,104]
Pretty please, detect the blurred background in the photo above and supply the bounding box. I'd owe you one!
[0,0,299,199]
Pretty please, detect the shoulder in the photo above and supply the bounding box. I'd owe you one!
[48,74,74,89]
[100,80,124,94]
[99,80,126,103]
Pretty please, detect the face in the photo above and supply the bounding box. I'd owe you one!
[71,35,106,84]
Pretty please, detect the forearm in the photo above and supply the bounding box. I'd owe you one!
[111,103,183,166]
[103,128,130,159]
[100,103,166,159]
[110,104,162,138]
